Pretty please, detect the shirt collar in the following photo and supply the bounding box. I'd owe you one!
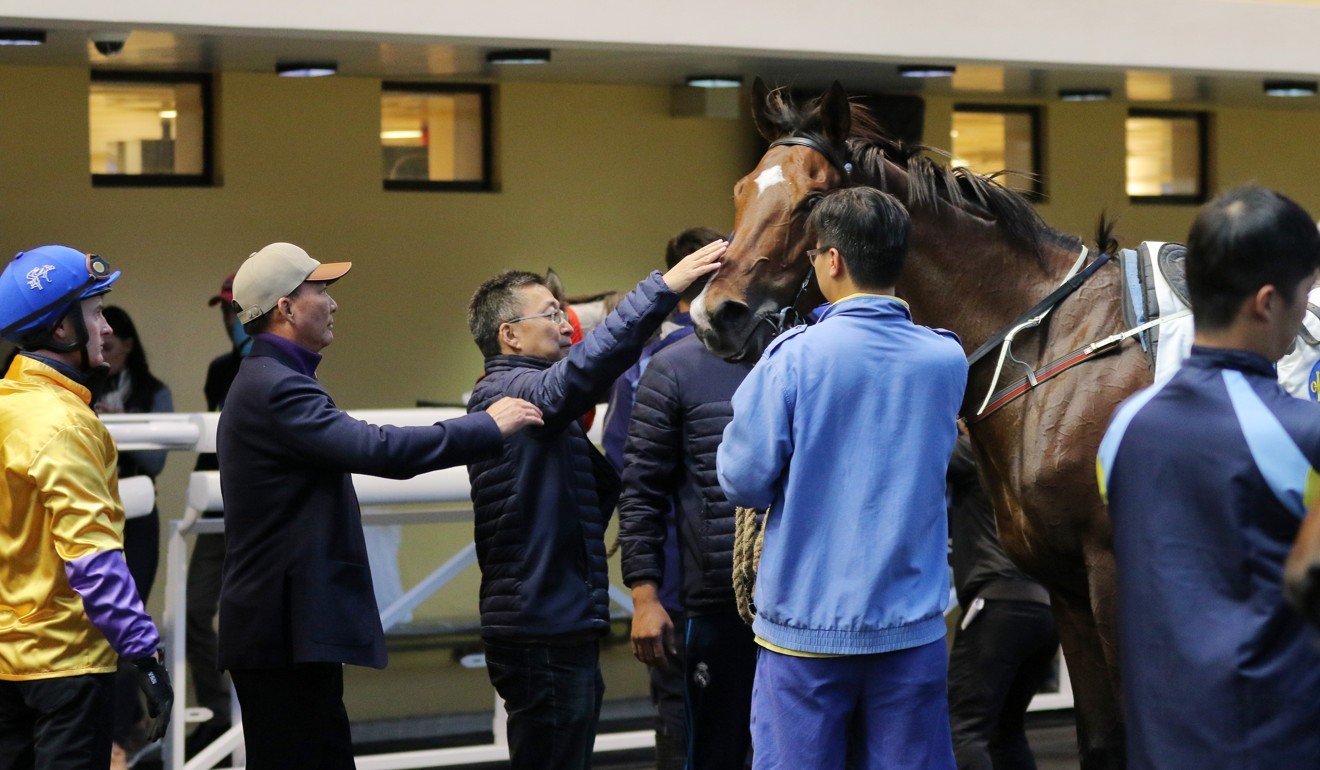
[254,333,322,377]
[818,293,912,323]
[11,353,94,404]
[1186,345,1276,378]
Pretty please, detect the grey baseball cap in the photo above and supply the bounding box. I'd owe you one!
[232,243,351,323]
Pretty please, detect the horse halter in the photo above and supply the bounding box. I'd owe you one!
[767,136,853,180]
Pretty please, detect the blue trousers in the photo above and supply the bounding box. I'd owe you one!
[751,639,955,770]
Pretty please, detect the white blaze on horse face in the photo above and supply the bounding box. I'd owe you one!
[754,165,786,196]
[690,271,717,331]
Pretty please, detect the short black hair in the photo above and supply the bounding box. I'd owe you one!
[665,226,724,302]
[806,187,910,289]
[1187,186,1320,330]
[468,270,548,358]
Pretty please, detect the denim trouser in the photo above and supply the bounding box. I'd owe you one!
[485,638,604,770]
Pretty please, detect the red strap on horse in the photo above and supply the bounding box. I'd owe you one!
[966,340,1120,424]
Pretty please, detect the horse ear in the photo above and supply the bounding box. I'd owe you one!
[544,268,566,303]
[819,81,852,146]
[751,77,781,143]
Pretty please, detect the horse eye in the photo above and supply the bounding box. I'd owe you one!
[799,194,824,212]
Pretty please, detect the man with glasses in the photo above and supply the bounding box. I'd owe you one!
[0,246,173,769]
[465,239,725,770]
[719,188,967,769]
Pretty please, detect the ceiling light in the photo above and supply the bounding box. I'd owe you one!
[486,48,551,65]
[898,64,956,78]
[686,75,742,89]
[0,29,45,46]
[276,61,337,78]
[1059,88,1112,102]
[1264,79,1317,97]
[158,110,177,119]
[380,130,424,140]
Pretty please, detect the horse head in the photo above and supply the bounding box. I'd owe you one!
[693,78,852,361]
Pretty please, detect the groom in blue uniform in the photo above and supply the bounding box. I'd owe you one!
[1098,185,1320,769]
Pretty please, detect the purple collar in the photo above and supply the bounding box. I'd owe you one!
[254,333,322,377]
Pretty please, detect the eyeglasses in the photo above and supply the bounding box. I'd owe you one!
[506,308,569,326]
[806,247,825,260]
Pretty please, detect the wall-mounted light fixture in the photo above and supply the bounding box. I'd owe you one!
[898,64,956,78]
[1263,79,1317,97]
[277,61,337,78]
[486,49,551,65]
[0,29,46,46]
[1059,88,1112,102]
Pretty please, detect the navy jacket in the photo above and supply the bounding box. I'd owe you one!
[618,334,752,613]
[1100,346,1320,769]
[467,272,678,641]
[217,337,503,669]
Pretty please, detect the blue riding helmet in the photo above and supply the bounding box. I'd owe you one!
[0,245,120,345]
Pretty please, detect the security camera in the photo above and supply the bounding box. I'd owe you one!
[90,31,129,57]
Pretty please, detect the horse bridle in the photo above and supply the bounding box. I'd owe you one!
[737,135,854,346]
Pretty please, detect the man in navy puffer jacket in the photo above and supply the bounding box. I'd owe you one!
[465,239,725,770]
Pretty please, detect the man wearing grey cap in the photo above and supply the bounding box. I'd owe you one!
[216,243,543,770]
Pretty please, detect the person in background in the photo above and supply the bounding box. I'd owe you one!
[602,225,723,769]
[184,274,248,757]
[0,245,173,769]
[718,188,966,770]
[1099,186,1320,769]
[94,305,174,767]
[618,286,756,767]
[946,432,1057,770]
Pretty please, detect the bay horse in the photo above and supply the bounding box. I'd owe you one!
[693,80,1144,768]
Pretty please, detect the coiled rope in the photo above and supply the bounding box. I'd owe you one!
[732,506,768,625]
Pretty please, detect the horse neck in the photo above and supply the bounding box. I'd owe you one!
[863,160,1082,351]
[900,217,1082,352]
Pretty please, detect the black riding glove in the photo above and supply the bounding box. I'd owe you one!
[131,652,174,742]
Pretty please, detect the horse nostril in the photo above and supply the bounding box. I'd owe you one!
[712,300,751,331]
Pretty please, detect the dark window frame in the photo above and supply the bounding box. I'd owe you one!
[381,82,494,192]
[951,103,1044,199]
[1126,108,1209,206]
[90,70,215,188]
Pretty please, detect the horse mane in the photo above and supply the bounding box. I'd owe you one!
[760,87,1084,265]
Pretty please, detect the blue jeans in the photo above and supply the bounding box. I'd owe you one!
[751,638,955,770]
[485,639,604,770]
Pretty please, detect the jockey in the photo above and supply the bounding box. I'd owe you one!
[0,246,173,767]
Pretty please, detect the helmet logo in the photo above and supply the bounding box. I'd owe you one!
[26,265,56,290]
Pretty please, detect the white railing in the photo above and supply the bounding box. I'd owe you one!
[106,409,652,770]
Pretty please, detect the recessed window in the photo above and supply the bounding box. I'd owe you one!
[1126,110,1207,203]
[950,105,1041,197]
[89,73,212,186]
[382,83,492,191]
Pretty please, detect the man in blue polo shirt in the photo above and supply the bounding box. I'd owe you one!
[718,187,967,769]
[1098,186,1320,769]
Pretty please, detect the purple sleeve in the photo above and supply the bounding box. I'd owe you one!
[64,550,160,659]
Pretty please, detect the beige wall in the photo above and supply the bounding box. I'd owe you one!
[0,67,754,621]
[924,94,1320,248]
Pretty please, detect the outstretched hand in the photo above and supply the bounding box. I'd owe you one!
[486,397,544,437]
[662,239,727,293]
